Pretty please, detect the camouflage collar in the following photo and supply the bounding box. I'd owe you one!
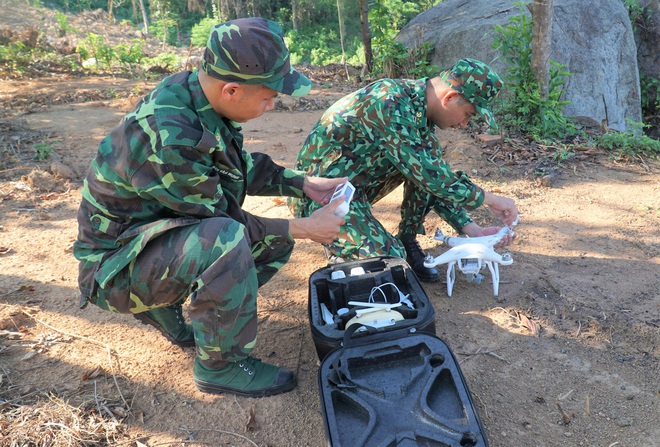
[190,70,242,137]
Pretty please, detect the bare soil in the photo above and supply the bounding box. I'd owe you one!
[1,2,659,446]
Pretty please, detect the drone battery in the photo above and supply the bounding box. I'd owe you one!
[307,256,436,361]
[318,331,490,447]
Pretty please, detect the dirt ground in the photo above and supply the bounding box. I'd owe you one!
[1,3,659,447]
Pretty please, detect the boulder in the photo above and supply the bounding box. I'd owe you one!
[397,0,642,132]
[635,0,660,80]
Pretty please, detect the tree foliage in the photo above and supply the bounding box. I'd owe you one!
[492,2,578,142]
[36,0,441,70]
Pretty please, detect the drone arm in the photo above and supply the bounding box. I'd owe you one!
[434,226,514,248]
[425,244,513,268]
[424,245,471,268]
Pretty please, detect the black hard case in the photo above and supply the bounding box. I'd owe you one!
[309,257,489,447]
[318,329,490,447]
[308,256,436,361]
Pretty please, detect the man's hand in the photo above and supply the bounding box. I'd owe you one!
[289,198,346,244]
[483,191,519,227]
[303,176,348,205]
[461,223,516,247]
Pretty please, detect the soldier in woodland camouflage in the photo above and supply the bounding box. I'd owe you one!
[74,18,347,397]
[288,59,519,282]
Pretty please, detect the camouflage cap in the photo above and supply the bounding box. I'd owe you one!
[441,58,503,128]
[202,18,312,97]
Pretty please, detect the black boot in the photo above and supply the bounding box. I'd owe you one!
[401,238,440,283]
[134,301,195,348]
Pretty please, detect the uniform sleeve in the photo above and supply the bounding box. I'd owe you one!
[131,145,291,244]
[431,198,475,233]
[246,152,306,197]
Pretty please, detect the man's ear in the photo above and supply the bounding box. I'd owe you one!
[441,89,460,107]
[222,82,241,98]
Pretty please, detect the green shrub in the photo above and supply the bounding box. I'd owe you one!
[190,17,217,47]
[55,11,78,36]
[596,120,660,159]
[33,141,54,160]
[144,52,181,72]
[287,28,361,66]
[114,39,145,66]
[492,2,579,142]
[372,38,437,79]
[77,33,115,68]
[0,41,31,72]
[640,75,659,122]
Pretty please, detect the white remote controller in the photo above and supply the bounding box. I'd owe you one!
[330,181,355,217]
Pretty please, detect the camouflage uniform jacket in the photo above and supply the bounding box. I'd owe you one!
[292,78,484,231]
[74,70,306,299]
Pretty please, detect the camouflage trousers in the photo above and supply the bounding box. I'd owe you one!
[289,176,472,261]
[91,217,293,364]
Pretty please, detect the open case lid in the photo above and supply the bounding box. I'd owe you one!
[318,326,489,447]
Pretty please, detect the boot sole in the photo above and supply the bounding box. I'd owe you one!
[416,272,440,283]
[134,313,195,348]
[193,376,297,398]
[409,267,440,283]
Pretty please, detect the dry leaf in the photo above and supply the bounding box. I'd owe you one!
[245,405,258,432]
[39,192,66,200]
[21,350,37,361]
[516,311,541,336]
[271,197,286,206]
[111,406,128,418]
[82,365,104,381]
[0,330,22,340]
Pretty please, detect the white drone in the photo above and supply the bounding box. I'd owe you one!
[423,224,516,297]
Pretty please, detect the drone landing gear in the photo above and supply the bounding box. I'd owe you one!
[445,257,508,297]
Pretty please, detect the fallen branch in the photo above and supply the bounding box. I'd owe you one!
[457,347,508,364]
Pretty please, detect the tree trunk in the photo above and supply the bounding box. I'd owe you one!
[336,0,346,65]
[233,0,247,18]
[530,0,553,98]
[138,0,149,36]
[131,0,138,23]
[359,0,372,74]
[291,0,298,31]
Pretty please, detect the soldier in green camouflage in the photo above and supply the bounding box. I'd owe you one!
[73,18,347,397]
[288,58,519,282]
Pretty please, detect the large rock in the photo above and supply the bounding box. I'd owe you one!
[636,0,660,80]
[397,0,642,132]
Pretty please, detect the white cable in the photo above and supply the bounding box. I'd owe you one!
[366,282,414,309]
[368,282,402,303]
